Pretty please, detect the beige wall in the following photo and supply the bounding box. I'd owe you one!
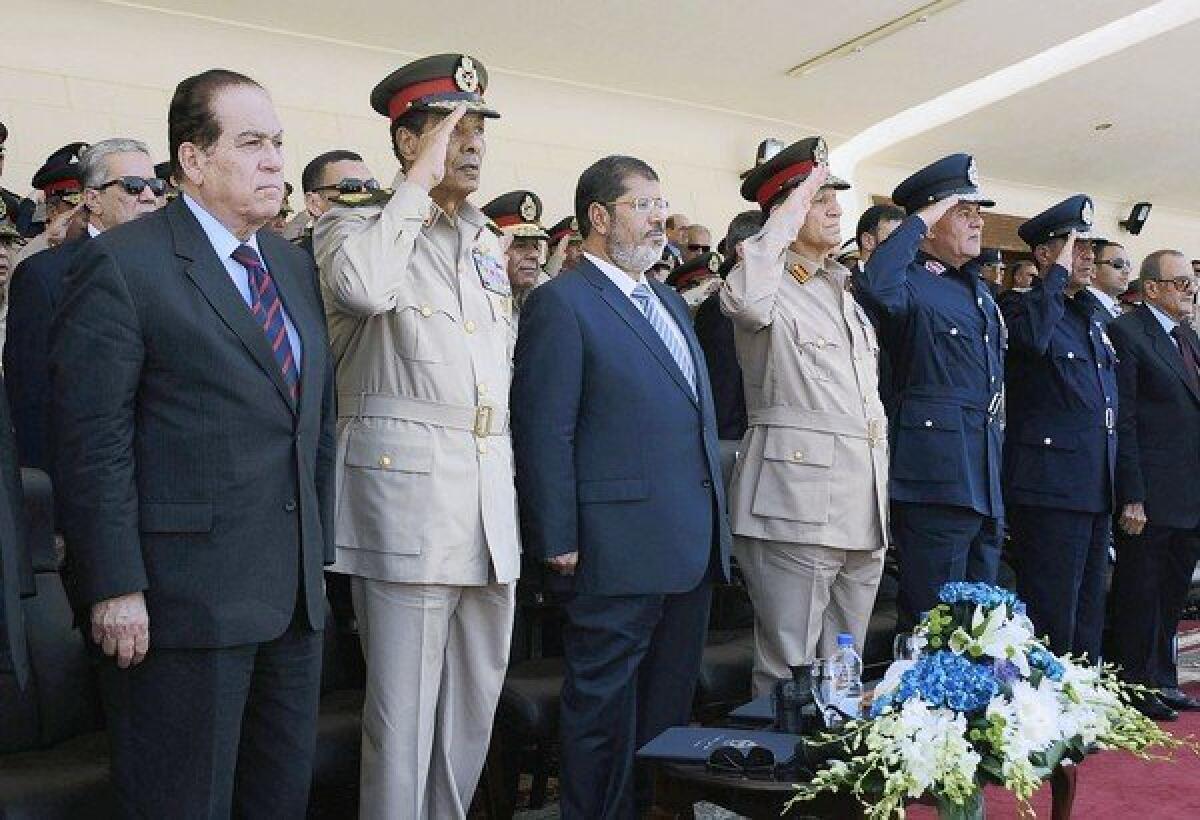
[2,1,1197,261]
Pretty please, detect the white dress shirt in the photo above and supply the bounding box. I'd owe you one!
[1086,286,1121,318]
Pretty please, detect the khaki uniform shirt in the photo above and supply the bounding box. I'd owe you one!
[314,180,520,585]
[720,229,889,550]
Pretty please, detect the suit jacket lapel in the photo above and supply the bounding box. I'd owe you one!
[167,201,297,413]
[580,260,697,405]
[1140,306,1200,403]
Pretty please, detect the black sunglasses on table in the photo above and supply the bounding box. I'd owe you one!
[313,177,381,195]
[93,176,168,197]
[705,744,776,779]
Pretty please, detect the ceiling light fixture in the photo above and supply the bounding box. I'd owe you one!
[787,0,966,77]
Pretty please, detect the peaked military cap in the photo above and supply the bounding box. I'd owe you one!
[977,248,1003,266]
[740,137,848,209]
[666,251,722,290]
[482,190,549,240]
[371,53,499,122]
[31,142,88,202]
[547,215,582,245]
[1018,194,1098,247]
[892,153,994,214]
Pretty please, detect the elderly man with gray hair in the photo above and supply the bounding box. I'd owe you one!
[4,138,162,471]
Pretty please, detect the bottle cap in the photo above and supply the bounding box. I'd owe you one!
[837,633,854,647]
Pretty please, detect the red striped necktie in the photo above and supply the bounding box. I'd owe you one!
[231,244,299,401]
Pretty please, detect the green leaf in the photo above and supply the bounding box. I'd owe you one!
[934,787,985,820]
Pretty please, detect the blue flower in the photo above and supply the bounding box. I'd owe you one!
[938,582,1027,615]
[871,652,999,716]
[1027,646,1065,681]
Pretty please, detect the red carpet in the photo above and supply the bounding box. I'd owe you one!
[906,682,1200,819]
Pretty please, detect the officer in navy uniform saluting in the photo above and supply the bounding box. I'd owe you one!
[1003,196,1118,660]
[853,154,1006,626]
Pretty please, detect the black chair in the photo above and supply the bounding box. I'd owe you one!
[0,469,113,820]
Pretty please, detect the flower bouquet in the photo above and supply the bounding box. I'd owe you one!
[786,582,1193,819]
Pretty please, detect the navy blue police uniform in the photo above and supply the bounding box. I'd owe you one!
[853,154,1005,625]
[1002,195,1117,660]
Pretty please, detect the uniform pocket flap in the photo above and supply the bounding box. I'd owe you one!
[897,402,962,432]
[761,428,835,467]
[344,426,433,473]
[1016,427,1079,452]
[140,501,213,533]
[578,478,649,503]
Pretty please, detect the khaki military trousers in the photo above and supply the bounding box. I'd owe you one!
[351,577,516,820]
[733,536,884,697]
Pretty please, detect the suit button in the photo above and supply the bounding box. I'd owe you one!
[379,454,392,468]
[284,500,297,512]
[702,479,712,489]
[465,320,477,334]
[1043,437,1053,446]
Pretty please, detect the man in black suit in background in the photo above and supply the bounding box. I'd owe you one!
[50,69,336,817]
[1108,249,1200,720]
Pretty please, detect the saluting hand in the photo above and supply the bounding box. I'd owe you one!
[762,163,830,240]
[1119,502,1147,536]
[91,591,150,669]
[1054,230,1078,270]
[547,552,578,575]
[406,102,469,194]
[915,194,962,234]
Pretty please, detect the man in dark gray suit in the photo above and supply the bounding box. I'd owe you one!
[50,69,336,818]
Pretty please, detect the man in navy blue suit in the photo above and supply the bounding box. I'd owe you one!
[511,155,732,819]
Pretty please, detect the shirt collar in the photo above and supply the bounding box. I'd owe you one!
[1086,286,1120,316]
[1146,300,1180,335]
[86,222,101,238]
[182,192,261,262]
[583,251,643,298]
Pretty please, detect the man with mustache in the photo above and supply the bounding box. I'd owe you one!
[1003,196,1117,667]
[482,189,550,312]
[721,138,888,697]
[313,53,519,819]
[854,154,1006,627]
[511,155,731,818]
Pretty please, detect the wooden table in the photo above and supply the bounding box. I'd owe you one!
[647,758,1078,819]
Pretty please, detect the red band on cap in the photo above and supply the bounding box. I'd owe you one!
[42,178,81,196]
[387,77,462,120]
[492,214,524,228]
[673,270,711,290]
[756,161,815,207]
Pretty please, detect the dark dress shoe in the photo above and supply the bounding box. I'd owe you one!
[1157,688,1200,711]
[1133,692,1179,722]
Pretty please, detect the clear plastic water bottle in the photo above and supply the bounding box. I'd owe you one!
[829,633,864,720]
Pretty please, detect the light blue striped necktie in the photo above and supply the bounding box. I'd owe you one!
[631,282,697,397]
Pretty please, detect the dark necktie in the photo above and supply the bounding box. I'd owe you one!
[1170,326,1200,392]
[231,244,300,401]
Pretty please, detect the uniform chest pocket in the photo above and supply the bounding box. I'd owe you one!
[793,327,842,382]
[394,303,458,363]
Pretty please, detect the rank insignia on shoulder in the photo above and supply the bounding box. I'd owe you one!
[472,246,511,296]
[924,259,947,275]
[787,261,813,284]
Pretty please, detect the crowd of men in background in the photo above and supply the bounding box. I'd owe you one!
[0,49,1197,820]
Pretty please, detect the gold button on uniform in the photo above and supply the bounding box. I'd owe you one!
[419,306,432,318]
[477,383,488,395]
[792,451,804,462]
[477,441,488,455]
[465,320,477,334]
[379,455,392,468]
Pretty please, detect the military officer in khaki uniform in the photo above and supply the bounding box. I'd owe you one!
[721,138,889,696]
[313,54,519,820]
[482,189,550,311]
[544,214,583,278]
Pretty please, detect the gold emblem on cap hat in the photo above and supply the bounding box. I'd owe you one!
[813,137,828,165]
[967,157,980,187]
[454,56,480,93]
[519,193,538,222]
[1081,201,1094,226]
[708,254,721,273]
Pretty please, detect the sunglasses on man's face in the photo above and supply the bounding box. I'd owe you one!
[1098,258,1133,271]
[314,177,381,196]
[94,176,168,197]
